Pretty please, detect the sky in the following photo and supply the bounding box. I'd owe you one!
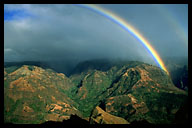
[4,4,188,67]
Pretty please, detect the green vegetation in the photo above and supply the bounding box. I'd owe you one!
[5,66,20,74]
[4,61,188,124]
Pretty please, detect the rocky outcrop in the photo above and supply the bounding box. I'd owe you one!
[90,106,129,124]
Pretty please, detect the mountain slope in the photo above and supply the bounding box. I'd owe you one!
[4,60,188,124]
[4,65,81,124]
[68,61,187,123]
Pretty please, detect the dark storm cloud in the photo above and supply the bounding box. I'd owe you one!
[4,4,187,65]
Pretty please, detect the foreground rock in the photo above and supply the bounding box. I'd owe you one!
[90,106,129,124]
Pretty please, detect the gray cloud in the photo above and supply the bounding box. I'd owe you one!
[4,4,187,66]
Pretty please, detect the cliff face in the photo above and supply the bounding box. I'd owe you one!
[4,61,188,124]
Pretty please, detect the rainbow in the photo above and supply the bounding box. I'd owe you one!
[75,4,169,74]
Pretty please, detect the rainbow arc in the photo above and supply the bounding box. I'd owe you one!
[76,4,169,74]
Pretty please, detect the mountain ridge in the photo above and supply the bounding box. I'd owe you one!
[4,60,188,124]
